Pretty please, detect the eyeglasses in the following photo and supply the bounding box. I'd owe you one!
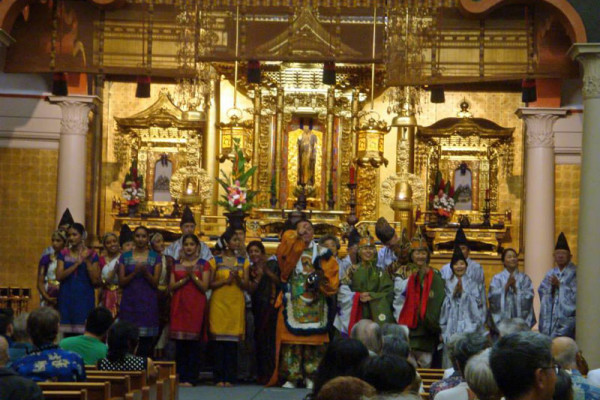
[541,364,561,374]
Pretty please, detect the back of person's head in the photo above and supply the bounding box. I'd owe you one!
[12,312,30,342]
[360,355,416,394]
[382,335,410,359]
[490,331,554,400]
[552,337,578,370]
[351,319,382,354]
[106,321,139,363]
[85,307,114,338]
[315,376,376,400]
[465,349,501,400]
[0,336,8,367]
[0,308,14,336]
[27,307,59,348]
[452,331,490,374]
[553,370,573,400]
[497,318,530,337]
[313,338,369,395]
[380,323,409,342]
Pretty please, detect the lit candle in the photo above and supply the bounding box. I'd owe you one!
[349,165,356,184]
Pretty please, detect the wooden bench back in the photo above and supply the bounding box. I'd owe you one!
[87,370,147,390]
[38,382,110,400]
[87,374,132,397]
[42,389,88,400]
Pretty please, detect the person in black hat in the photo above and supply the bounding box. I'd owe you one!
[538,232,577,338]
[375,217,400,270]
[439,227,486,313]
[164,206,213,262]
[439,245,486,367]
[41,208,75,257]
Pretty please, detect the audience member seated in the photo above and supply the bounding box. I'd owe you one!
[12,307,86,382]
[496,318,531,339]
[360,355,417,398]
[97,320,157,380]
[0,308,14,346]
[430,332,489,400]
[552,336,600,400]
[311,338,369,399]
[315,376,376,400]
[553,370,574,400]
[351,320,383,356]
[464,349,501,400]
[381,323,410,343]
[8,313,34,363]
[490,331,556,400]
[60,306,113,365]
[381,335,410,359]
[0,336,43,400]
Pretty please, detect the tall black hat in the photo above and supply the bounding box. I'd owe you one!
[375,217,395,245]
[555,232,570,253]
[454,227,469,247]
[119,224,134,247]
[58,208,74,228]
[347,227,361,248]
[450,245,467,271]
[181,206,196,226]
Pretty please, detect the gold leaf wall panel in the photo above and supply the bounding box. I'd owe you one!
[555,164,580,263]
[0,148,59,310]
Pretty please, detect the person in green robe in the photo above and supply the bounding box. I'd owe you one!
[398,229,445,368]
[343,231,395,327]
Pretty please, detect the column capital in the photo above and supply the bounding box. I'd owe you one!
[569,44,600,100]
[516,108,568,148]
[48,95,102,136]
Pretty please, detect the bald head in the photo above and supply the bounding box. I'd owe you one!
[0,335,8,367]
[552,336,578,369]
[351,319,382,354]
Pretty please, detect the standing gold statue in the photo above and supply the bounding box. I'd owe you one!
[297,118,318,186]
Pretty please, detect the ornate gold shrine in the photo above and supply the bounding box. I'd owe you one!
[415,101,514,254]
[112,89,211,232]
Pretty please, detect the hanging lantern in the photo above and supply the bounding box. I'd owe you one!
[135,76,151,98]
[521,78,537,103]
[430,85,445,104]
[355,114,390,168]
[247,60,261,84]
[218,109,253,163]
[52,72,68,96]
[322,61,336,85]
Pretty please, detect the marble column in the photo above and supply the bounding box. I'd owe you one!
[204,78,219,215]
[516,107,567,319]
[48,95,100,225]
[569,44,600,368]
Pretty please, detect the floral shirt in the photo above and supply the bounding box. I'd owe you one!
[570,369,600,400]
[429,371,464,400]
[12,345,86,382]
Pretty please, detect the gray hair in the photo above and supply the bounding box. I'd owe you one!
[0,336,8,367]
[382,335,410,359]
[452,332,490,373]
[351,319,382,354]
[12,312,29,342]
[381,323,410,342]
[490,331,553,400]
[465,349,501,400]
[497,318,530,337]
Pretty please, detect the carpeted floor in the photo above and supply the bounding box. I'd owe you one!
[179,384,310,400]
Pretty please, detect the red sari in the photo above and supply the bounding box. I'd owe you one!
[169,259,210,340]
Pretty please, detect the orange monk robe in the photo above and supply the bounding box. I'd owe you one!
[266,230,339,386]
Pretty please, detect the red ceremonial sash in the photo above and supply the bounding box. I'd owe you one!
[348,292,363,334]
[398,268,434,329]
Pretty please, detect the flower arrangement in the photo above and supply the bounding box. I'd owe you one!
[216,139,257,213]
[429,170,455,217]
[122,159,146,206]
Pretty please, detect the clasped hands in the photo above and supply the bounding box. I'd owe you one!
[359,292,372,303]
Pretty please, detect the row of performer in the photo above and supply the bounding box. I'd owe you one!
[35,207,577,387]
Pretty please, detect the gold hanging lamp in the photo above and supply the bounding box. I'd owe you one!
[218,5,253,163]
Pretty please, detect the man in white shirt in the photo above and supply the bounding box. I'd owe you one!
[164,206,213,261]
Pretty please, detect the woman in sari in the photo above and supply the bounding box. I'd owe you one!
[208,227,250,387]
[118,226,161,358]
[247,240,280,384]
[37,230,67,308]
[56,223,100,336]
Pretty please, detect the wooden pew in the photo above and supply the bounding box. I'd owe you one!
[38,382,111,400]
[86,370,147,391]
[87,375,131,398]
[43,389,88,400]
